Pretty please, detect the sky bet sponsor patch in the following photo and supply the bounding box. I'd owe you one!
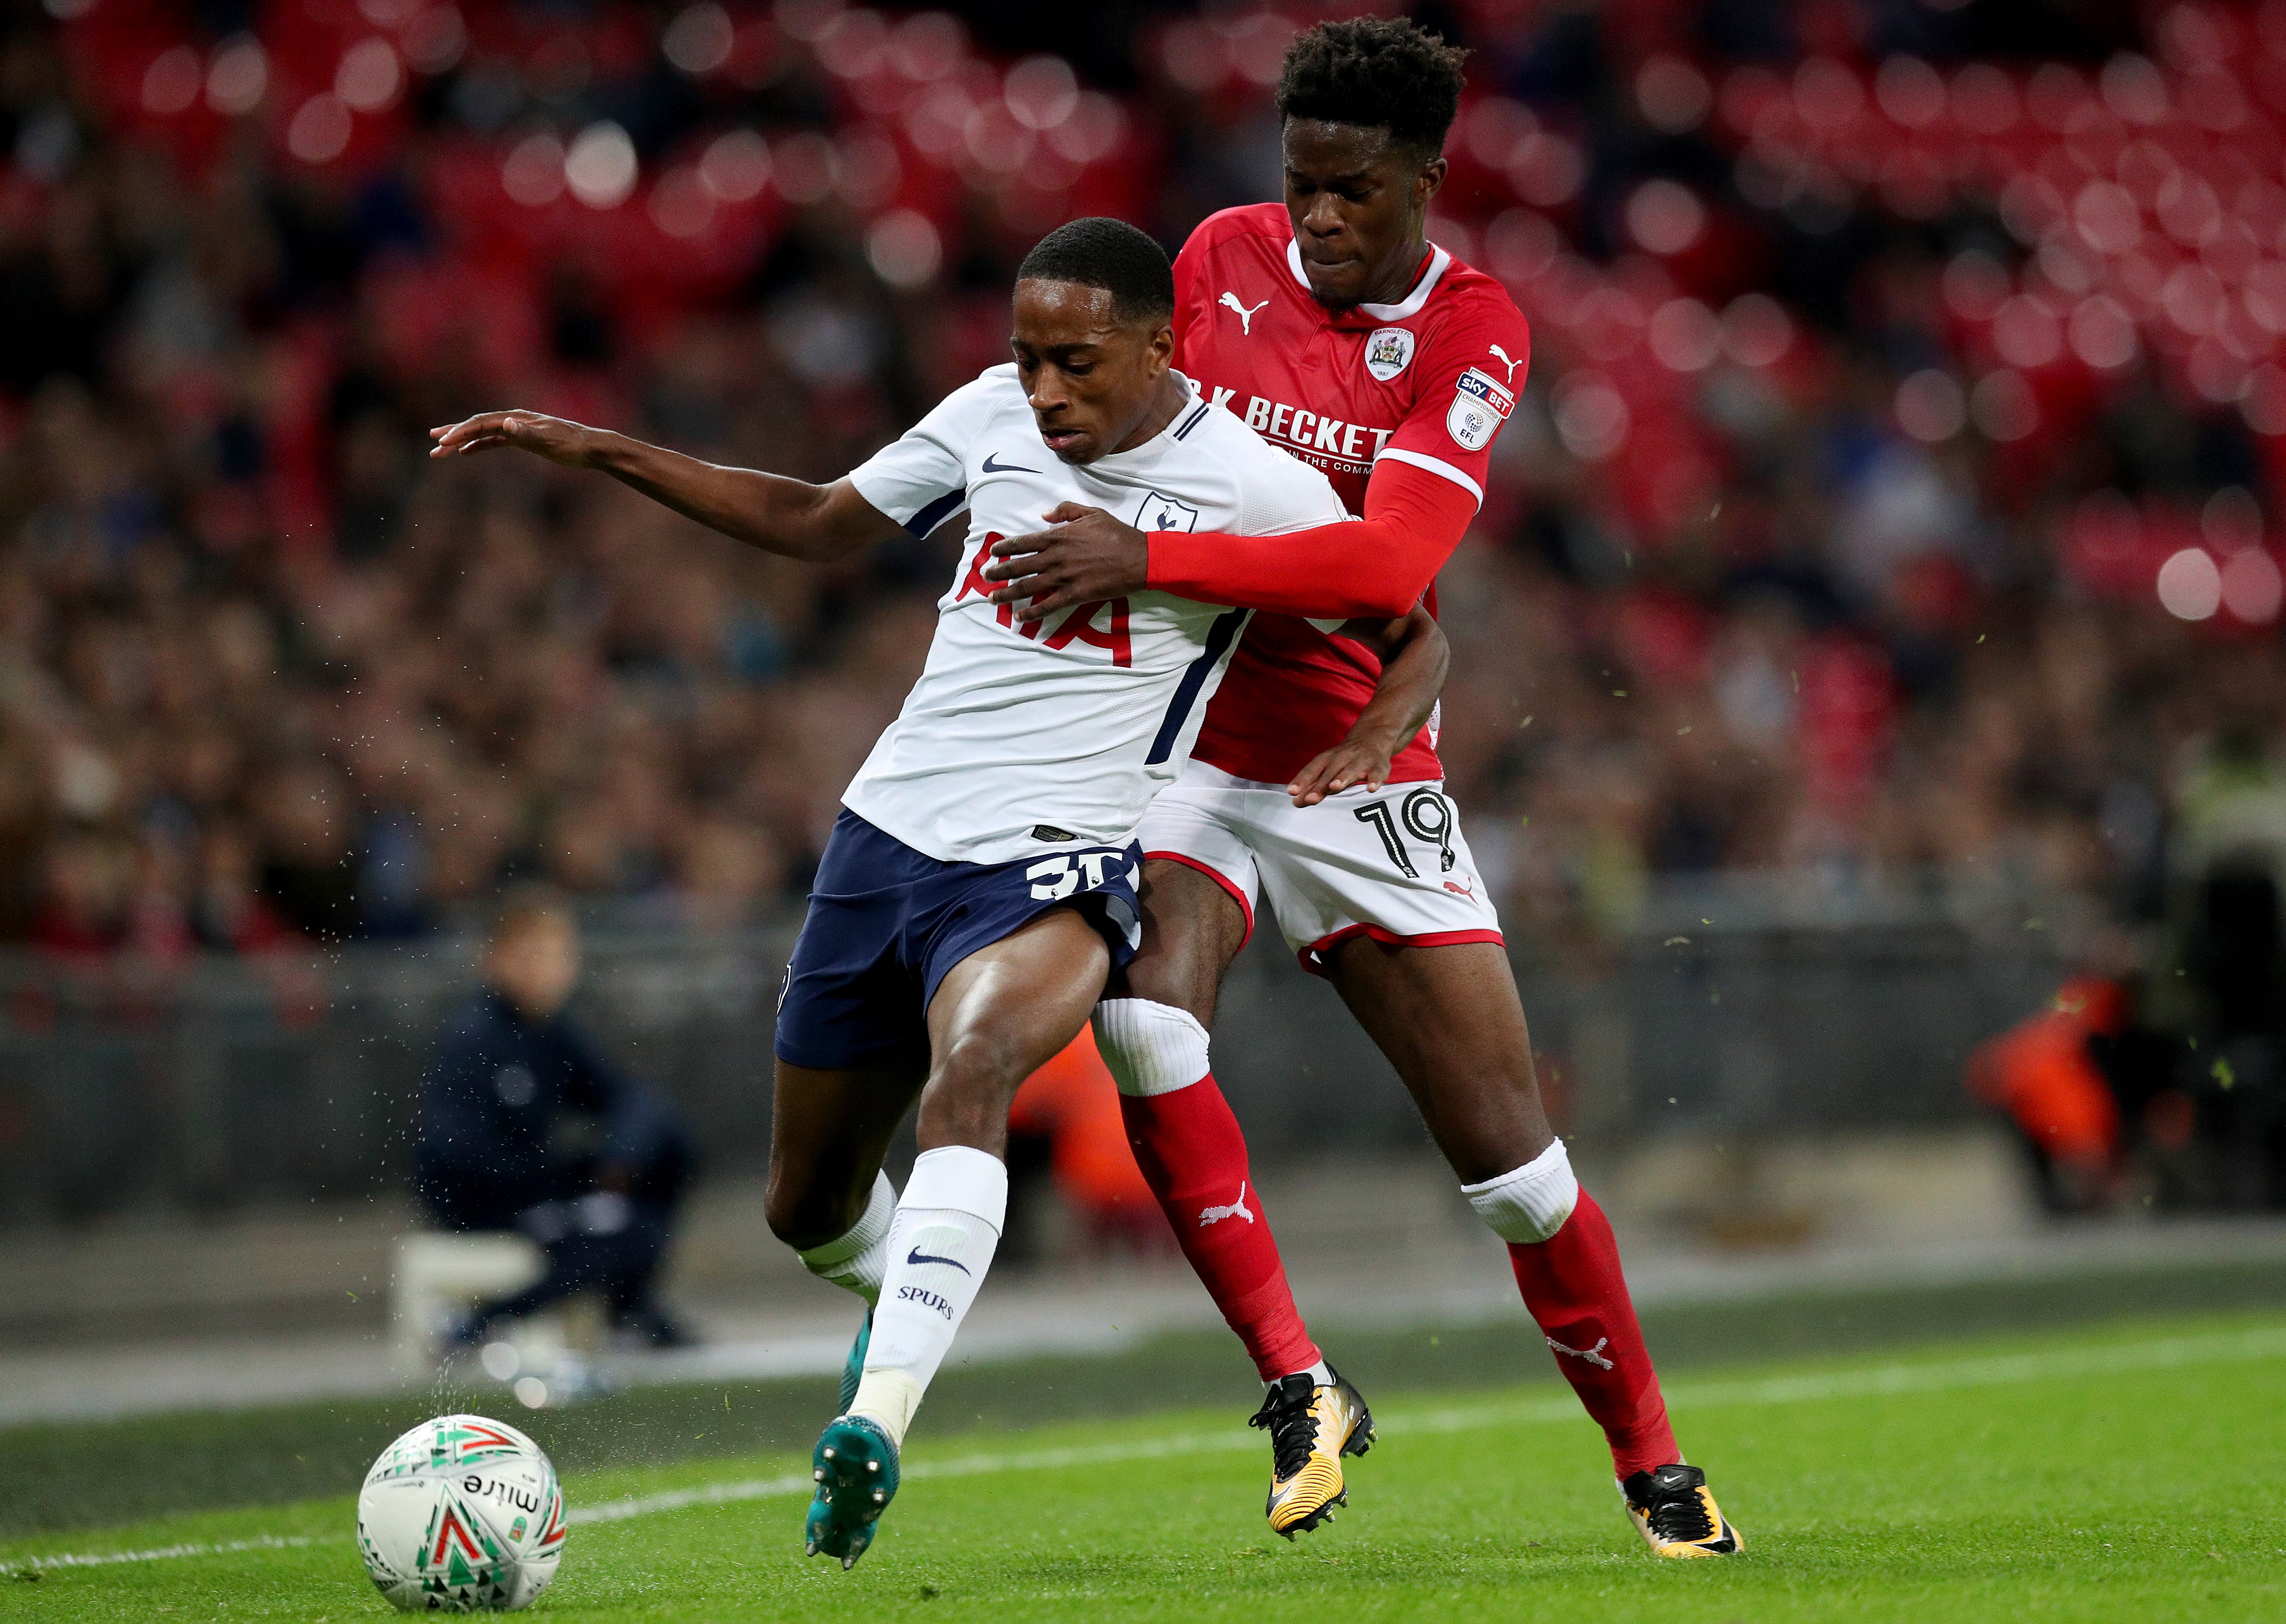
[1446,366,1515,452]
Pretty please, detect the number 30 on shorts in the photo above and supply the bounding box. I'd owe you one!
[1353,788,1456,878]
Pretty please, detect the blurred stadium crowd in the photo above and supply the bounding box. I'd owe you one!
[7,0,2286,974]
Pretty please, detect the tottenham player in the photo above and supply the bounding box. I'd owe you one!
[429,218,1367,1568]
[984,22,1741,1557]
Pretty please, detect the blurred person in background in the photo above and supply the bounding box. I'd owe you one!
[1969,965,2135,1214]
[187,820,292,953]
[26,825,132,956]
[2163,715,2286,1208]
[416,887,696,1351]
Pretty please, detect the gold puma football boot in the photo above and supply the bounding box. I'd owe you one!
[1249,1367,1375,1537]
[1622,1463,1743,1558]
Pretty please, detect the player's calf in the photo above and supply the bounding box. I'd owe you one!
[760,1165,896,1419]
[1466,1141,1684,1478]
[804,1146,1005,1569]
[1097,997,1378,1535]
[787,1171,895,1414]
[791,1169,896,1306]
[846,1146,1006,1445]
[1095,998,1323,1382]
[1468,1138,1741,1551]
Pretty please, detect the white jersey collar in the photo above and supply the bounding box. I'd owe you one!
[1088,371,1200,471]
[1285,236,1452,321]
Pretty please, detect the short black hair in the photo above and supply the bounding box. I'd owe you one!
[1015,217,1175,327]
[1276,17,1468,162]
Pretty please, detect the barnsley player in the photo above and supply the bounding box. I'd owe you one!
[984,22,1741,1558]
[430,219,1363,1568]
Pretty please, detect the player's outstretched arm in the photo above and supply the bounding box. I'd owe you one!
[427,411,900,562]
[981,457,1475,622]
[1286,606,1448,807]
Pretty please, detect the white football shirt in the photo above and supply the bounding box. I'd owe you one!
[843,364,1350,867]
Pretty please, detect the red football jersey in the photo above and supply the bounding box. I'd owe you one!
[1172,203,1532,786]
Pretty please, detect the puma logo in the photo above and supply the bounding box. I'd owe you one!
[1197,1181,1256,1226]
[1444,877,1477,899]
[1219,292,1269,334]
[1546,1334,1613,1369]
[1489,344,1525,383]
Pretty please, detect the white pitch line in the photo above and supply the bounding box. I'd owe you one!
[1387,1322,2286,1438]
[12,1534,325,1570]
[569,1472,814,1526]
[15,1324,2284,1571]
[565,1428,1272,1527]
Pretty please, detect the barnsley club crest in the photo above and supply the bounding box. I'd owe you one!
[1445,367,1516,452]
[1364,326,1416,382]
[1136,491,1201,532]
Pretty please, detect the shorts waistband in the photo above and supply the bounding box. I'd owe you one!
[1181,760,1446,796]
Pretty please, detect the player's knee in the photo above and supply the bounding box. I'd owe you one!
[920,1028,1034,1130]
[763,1194,822,1250]
[1462,1137,1578,1245]
[764,1172,858,1252]
[1093,998,1211,1097]
[930,1024,1027,1089]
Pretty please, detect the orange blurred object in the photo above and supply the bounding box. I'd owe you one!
[1008,1026,1167,1246]
[1965,974,2126,1165]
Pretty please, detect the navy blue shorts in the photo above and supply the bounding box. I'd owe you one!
[774,809,1143,1072]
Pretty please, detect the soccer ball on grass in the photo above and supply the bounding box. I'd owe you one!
[357,1413,566,1612]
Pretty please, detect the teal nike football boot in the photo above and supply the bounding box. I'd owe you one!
[804,1413,899,1570]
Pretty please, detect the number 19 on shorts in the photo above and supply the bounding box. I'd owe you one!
[1352,788,1456,879]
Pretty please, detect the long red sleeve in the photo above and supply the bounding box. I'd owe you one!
[1143,459,1477,619]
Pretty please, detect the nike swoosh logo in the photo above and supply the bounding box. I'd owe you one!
[981,453,1033,474]
[907,1248,971,1273]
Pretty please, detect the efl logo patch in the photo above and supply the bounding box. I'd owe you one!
[1365,326,1416,381]
[1446,367,1515,452]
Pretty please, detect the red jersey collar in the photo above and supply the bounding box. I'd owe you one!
[1284,236,1451,326]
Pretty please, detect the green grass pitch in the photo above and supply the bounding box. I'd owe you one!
[6,1312,2281,1622]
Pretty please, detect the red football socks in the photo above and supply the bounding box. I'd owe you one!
[1505,1189,1680,1479]
[1119,1074,1322,1382]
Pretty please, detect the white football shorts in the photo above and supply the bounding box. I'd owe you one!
[1136,759,1505,975]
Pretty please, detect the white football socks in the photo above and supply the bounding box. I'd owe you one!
[1463,1138,1580,1245]
[795,1169,896,1307]
[850,1145,1007,1446]
[1092,997,1212,1096]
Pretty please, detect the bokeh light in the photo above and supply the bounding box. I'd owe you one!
[662,4,734,75]
[2222,549,2284,623]
[2157,548,2223,620]
[866,210,943,289]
